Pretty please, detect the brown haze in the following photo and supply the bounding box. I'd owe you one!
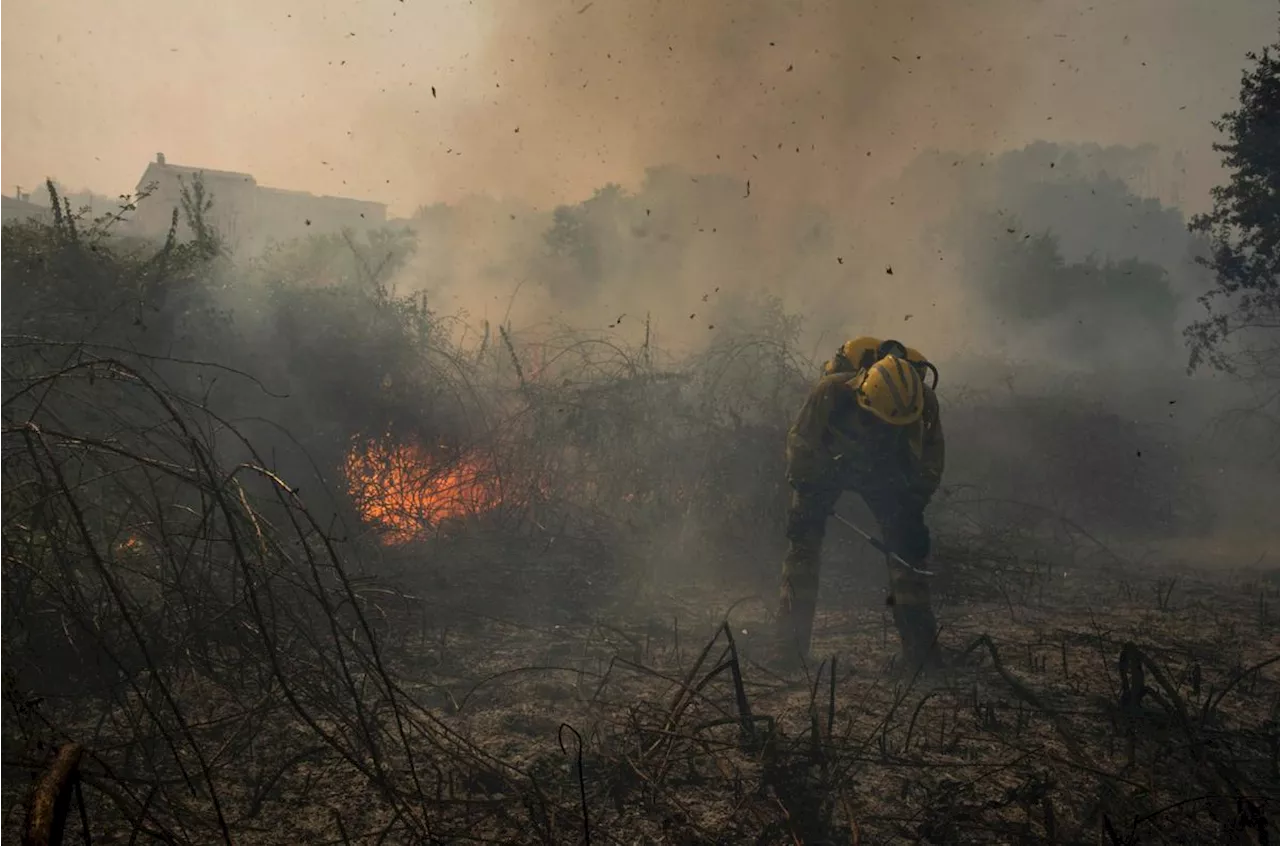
[3,0,1276,215]
[6,0,1275,357]
[424,0,1036,209]
[379,0,1280,365]
[378,0,1035,345]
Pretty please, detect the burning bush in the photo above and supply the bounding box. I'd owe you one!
[343,437,505,543]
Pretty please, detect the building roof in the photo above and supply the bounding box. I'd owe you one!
[2,194,54,224]
[2,194,47,211]
[135,157,256,194]
[135,154,384,212]
[258,184,385,209]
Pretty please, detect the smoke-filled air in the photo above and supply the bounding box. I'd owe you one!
[4,1,1279,842]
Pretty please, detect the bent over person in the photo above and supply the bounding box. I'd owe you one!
[775,337,945,673]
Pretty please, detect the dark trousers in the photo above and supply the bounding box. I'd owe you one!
[777,481,937,662]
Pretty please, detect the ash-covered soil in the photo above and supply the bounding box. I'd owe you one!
[370,535,1280,844]
[8,523,1276,845]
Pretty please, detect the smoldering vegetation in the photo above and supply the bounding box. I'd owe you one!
[3,134,1278,845]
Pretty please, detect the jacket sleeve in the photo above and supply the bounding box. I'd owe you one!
[909,386,945,503]
[785,373,852,487]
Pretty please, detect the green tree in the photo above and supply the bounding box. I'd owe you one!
[1185,37,1280,380]
[540,184,635,302]
[954,210,1180,364]
[2,177,226,356]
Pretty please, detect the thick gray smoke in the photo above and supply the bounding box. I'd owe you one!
[386,132,1274,546]
[7,0,1275,549]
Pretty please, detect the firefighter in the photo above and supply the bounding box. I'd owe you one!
[775,338,945,673]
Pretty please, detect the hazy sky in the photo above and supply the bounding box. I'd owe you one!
[3,0,1276,216]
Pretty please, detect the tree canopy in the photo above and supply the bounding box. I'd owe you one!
[1186,36,1280,379]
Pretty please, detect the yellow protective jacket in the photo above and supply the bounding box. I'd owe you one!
[785,369,945,503]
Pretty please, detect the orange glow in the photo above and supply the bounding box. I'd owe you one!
[116,535,143,556]
[344,438,504,545]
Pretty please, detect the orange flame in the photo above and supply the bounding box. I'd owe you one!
[344,438,504,545]
[116,535,143,556]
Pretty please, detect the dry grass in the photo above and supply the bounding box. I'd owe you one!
[363,529,1280,845]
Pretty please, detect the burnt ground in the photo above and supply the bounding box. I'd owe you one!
[356,530,1280,845]
[6,520,1277,845]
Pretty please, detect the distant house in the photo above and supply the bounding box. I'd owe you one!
[2,190,54,226]
[130,153,387,254]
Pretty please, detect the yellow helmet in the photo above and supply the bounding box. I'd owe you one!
[856,355,925,425]
[824,337,930,376]
[824,336,882,375]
